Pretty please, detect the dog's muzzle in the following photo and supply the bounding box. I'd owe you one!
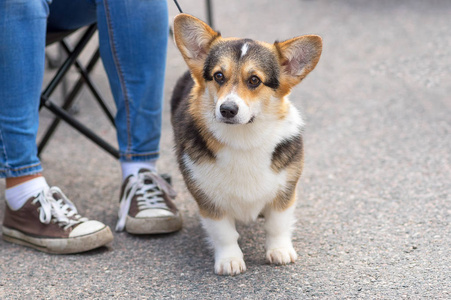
[215,95,254,125]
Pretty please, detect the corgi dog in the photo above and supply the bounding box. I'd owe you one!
[171,14,322,275]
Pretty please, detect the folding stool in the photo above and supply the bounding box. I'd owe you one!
[39,24,119,159]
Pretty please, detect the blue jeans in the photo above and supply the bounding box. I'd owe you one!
[0,0,168,178]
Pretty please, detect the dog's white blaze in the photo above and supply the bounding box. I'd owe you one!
[240,43,249,58]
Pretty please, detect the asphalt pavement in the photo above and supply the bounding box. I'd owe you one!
[1,0,450,298]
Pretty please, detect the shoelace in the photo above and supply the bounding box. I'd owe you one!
[32,187,88,230]
[116,171,177,231]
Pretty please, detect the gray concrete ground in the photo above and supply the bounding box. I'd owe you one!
[1,0,450,298]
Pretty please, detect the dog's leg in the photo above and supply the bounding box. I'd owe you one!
[201,216,246,275]
[263,203,298,265]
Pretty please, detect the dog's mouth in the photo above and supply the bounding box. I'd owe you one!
[219,116,255,125]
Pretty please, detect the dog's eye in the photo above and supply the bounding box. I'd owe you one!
[214,72,225,84]
[248,75,261,88]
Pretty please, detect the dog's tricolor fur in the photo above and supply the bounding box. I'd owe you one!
[171,14,322,275]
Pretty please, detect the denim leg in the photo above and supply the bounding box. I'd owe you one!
[95,0,169,162]
[49,0,168,162]
[0,0,49,178]
[0,0,168,178]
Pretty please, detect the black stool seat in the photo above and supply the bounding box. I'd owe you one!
[46,30,77,46]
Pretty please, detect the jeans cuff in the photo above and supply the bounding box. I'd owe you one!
[0,162,43,178]
[119,151,159,163]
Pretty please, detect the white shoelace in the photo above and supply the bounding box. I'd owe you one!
[32,187,88,230]
[116,171,177,232]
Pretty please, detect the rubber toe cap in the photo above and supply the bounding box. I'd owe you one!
[136,209,174,218]
[69,220,106,238]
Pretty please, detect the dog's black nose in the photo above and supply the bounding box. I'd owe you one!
[220,102,239,119]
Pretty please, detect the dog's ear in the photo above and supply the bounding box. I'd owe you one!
[275,35,322,89]
[174,14,220,76]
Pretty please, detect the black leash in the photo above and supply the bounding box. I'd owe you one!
[171,0,214,28]
[173,0,183,13]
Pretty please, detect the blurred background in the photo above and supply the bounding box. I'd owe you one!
[1,0,450,298]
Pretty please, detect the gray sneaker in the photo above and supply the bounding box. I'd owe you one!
[116,169,182,234]
[2,187,113,254]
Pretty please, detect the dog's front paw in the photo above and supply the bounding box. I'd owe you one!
[266,247,298,265]
[215,257,246,276]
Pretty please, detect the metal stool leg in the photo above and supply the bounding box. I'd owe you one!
[39,24,120,159]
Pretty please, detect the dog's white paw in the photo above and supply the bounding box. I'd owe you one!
[215,257,247,276]
[266,247,298,265]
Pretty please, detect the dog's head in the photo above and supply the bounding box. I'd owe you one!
[173,14,322,125]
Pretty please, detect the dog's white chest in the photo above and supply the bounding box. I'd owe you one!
[183,143,286,222]
[183,103,303,222]
[216,146,285,200]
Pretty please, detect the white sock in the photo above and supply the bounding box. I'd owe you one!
[5,177,50,211]
[121,160,157,181]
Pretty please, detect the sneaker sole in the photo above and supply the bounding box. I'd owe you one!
[125,213,183,235]
[2,225,114,254]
